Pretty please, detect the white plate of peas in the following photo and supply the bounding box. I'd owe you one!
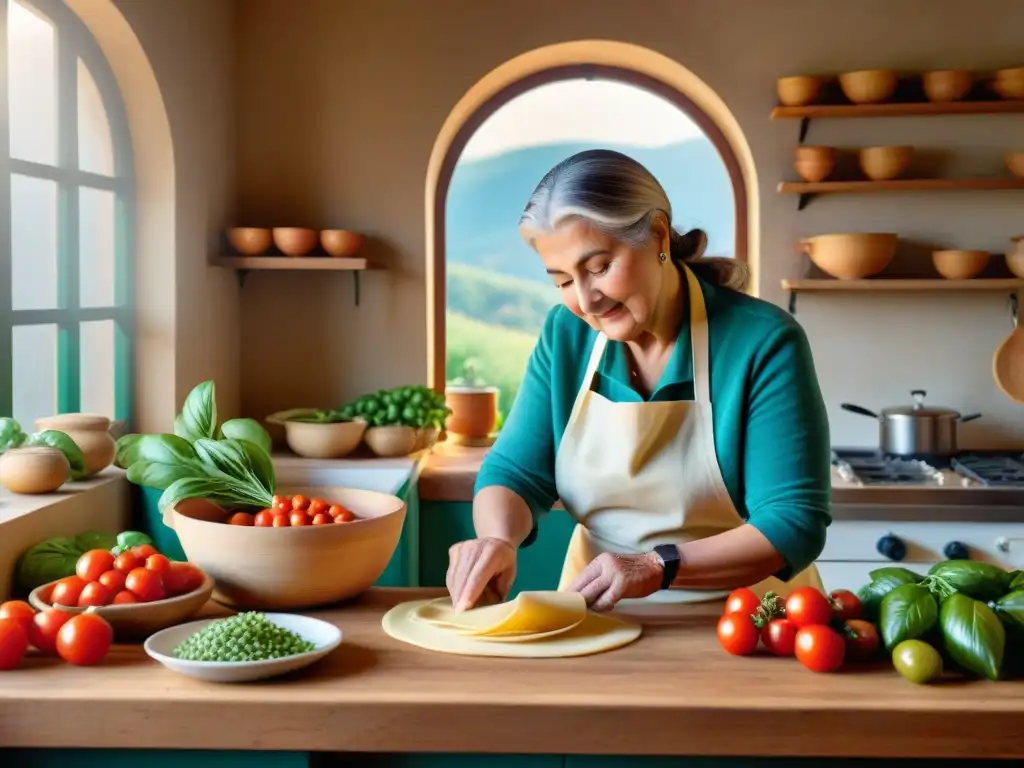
[144,611,343,683]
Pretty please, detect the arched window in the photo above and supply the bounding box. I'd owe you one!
[1,0,134,430]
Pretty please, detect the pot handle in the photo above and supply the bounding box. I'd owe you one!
[841,403,879,419]
[959,412,982,423]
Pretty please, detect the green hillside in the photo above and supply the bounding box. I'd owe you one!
[447,262,558,335]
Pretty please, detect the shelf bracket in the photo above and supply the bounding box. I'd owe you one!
[788,291,798,315]
[797,192,815,211]
[1011,292,1019,328]
[236,269,249,288]
[353,272,361,307]
[798,117,811,144]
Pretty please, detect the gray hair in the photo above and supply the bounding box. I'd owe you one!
[519,149,748,291]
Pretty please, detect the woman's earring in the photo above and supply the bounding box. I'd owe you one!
[658,252,668,264]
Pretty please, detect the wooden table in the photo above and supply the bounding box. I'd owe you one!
[1,588,1023,759]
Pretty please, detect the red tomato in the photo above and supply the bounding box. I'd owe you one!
[51,576,87,607]
[724,587,762,617]
[761,618,798,656]
[843,619,881,661]
[113,551,142,574]
[272,514,290,527]
[311,513,331,526]
[76,549,115,583]
[126,568,166,603]
[0,600,35,635]
[78,581,113,607]
[291,494,310,511]
[272,494,292,511]
[829,589,863,622]
[254,510,275,527]
[716,614,759,656]
[333,508,355,523]
[163,562,204,596]
[130,544,158,561]
[308,498,328,517]
[56,614,113,666]
[290,512,310,526]
[227,512,255,526]
[29,608,72,655]
[0,618,29,670]
[145,554,171,574]
[99,569,127,593]
[785,587,834,628]
[327,504,347,519]
[112,591,137,605]
[795,625,846,673]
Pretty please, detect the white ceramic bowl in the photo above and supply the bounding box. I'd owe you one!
[143,612,342,683]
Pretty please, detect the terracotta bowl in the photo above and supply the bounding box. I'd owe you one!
[839,69,899,104]
[272,227,318,257]
[1007,237,1024,279]
[265,410,367,459]
[799,233,898,280]
[35,413,116,477]
[993,67,1024,100]
[0,446,69,494]
[776,75,823,106]
[28,573,215,640]
[320,229,364,258]
[167,486,406,610]
[363,425,418,457]
[794,146,837,182]
[859,146,913,181]
[922,70,973,102]
[226,227,272,256]
[1005,151,1024,179]
[932,249,990,280]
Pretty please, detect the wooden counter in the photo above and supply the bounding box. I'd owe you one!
[1,588,1022,758]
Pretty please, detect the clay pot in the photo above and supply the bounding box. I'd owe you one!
[35,413,116,477]
[445,386,499,441]
[0,447,70,494]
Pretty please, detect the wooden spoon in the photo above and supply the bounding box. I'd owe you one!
[993,298,1024,403]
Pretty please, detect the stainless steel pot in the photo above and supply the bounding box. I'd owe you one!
[840,389,982,457]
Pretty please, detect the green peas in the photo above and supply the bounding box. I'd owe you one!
[172,612,316,663]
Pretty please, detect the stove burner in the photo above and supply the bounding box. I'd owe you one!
[832,448,1024,488]
[952,454,1024,487]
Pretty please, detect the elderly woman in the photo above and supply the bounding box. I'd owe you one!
[446,149,831,613]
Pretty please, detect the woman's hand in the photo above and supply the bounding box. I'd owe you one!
[446,537,518,611]
[565,552,664,611]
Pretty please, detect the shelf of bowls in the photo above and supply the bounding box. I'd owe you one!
[0,382,413,683]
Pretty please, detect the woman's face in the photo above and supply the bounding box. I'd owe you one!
[527,217,670,342]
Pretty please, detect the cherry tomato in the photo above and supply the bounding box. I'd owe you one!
[795,625,846,673]
[327,504,347,518]
[114,551,143,574]
[126,568,166,602]
[311,513,331,526]
[163,562,204,595]
[227,512,255,526]
[272,494,292,511]
[76,549,115,583]
[843,619,881,661]
[724,587,762,617]
[130,544,158,561]
[254,510,275,527]
[0,618,29,670]
[50,576,87,607]
[291,494,310,511]
[829,589,863,622]
[56,613,113,666]
[145,554,171,574]
[290,512,310,526]
[272,514,290,527]
[0,600,35,635]
[29,608,72,655]
[333,508,355,523]
[99,569,127,592]
[112,591,137,605]
[761,618,798,656]
[785,587,833,628]
[78,581,113,607]
[717,613,759,656]
[308,498,328,517]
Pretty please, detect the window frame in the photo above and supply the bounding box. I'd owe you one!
[0,0,135,426]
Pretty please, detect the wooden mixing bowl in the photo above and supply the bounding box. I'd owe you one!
[839,69,899,104]
[272,227,318,257]
[776,76,824,106]
[227,227,272,256]
[799,233,898,280]
[932,249,990,280]
[859,146,913,181]
[922,70,973,102]
[794,146,837,182]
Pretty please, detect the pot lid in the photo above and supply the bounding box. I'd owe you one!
[880,389,961,418]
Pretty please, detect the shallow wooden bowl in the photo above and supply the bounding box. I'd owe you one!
[799,233,898,280]
[226,227,272,256]
[320,229,364,258]
[364,425,418,457]
[859,146,913,181]
[272,227,318,257]
[266,410,367,459]
[794,146,837,182]
[922,70,973,102]
[932,249,990,280]
[28,573,215,640]
[839,69,898,104]
[994,67,1024,100]
[776,75,823,106]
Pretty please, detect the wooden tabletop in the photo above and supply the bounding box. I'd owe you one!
[1,588,1023,758]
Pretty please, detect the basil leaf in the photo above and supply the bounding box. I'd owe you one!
[116,531,153,551]
[880,583,938,651]
[193,438,255,481]
[131,433,200,467]
[219,417,273,455]
[158,475,271,512]
[114,433,142,468]
[0,417,27,453]
[234,437,276,494]
[26,430,87,480]
[939,593,1005,681]
[175,380,217,442]
[1010,571,1024,591]
[868,566,924,586]
[858,568,922,623]
[928,561,1012,602]
[127,460,202,490]
[991,589,1024,629]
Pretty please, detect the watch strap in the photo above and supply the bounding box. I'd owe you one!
[654,544,681,590]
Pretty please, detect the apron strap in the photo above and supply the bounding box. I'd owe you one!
[567,331,608,426]
[683,265,712,404]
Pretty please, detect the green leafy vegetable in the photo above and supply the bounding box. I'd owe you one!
[857,567,923,622]
[219,417,273,455]
[25,430,87,480]
[15,537,85,592]
[337,385,451,429]
[174,380,217,443]
[111,530,154,556]
[927,561,1012,602]
[939,593,1005,681]
[1009,571,1024,592]
[74,531,118,552]
[868,566,924,586]
[0,417,27,453]
[990,589,1024,629]
[879,583,938,651]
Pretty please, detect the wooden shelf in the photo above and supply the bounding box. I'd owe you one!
[782,278,1024,292]
[771,100,1024,120]
[779,178,1024,194]
[213,256,374,304]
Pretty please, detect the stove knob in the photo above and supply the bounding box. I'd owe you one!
[943,541,970,561]
[876,534,907,561]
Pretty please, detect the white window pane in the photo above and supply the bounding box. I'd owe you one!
[8,0,56,165]
[77,58,114,176]
[11,175,58,310]
[79,188,116,307]
[12,324,58,430]
[80,320,116,418]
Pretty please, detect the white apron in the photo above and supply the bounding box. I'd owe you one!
[554,265,823,610]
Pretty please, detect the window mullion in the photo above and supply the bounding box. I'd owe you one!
[55,18,79,414]
[0,0,13,420]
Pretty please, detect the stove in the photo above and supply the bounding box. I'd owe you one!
[832,448,1024,488]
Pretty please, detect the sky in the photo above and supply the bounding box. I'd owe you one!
[460,79,704,162]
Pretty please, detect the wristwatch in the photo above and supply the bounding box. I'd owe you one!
[653,544,681,590]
